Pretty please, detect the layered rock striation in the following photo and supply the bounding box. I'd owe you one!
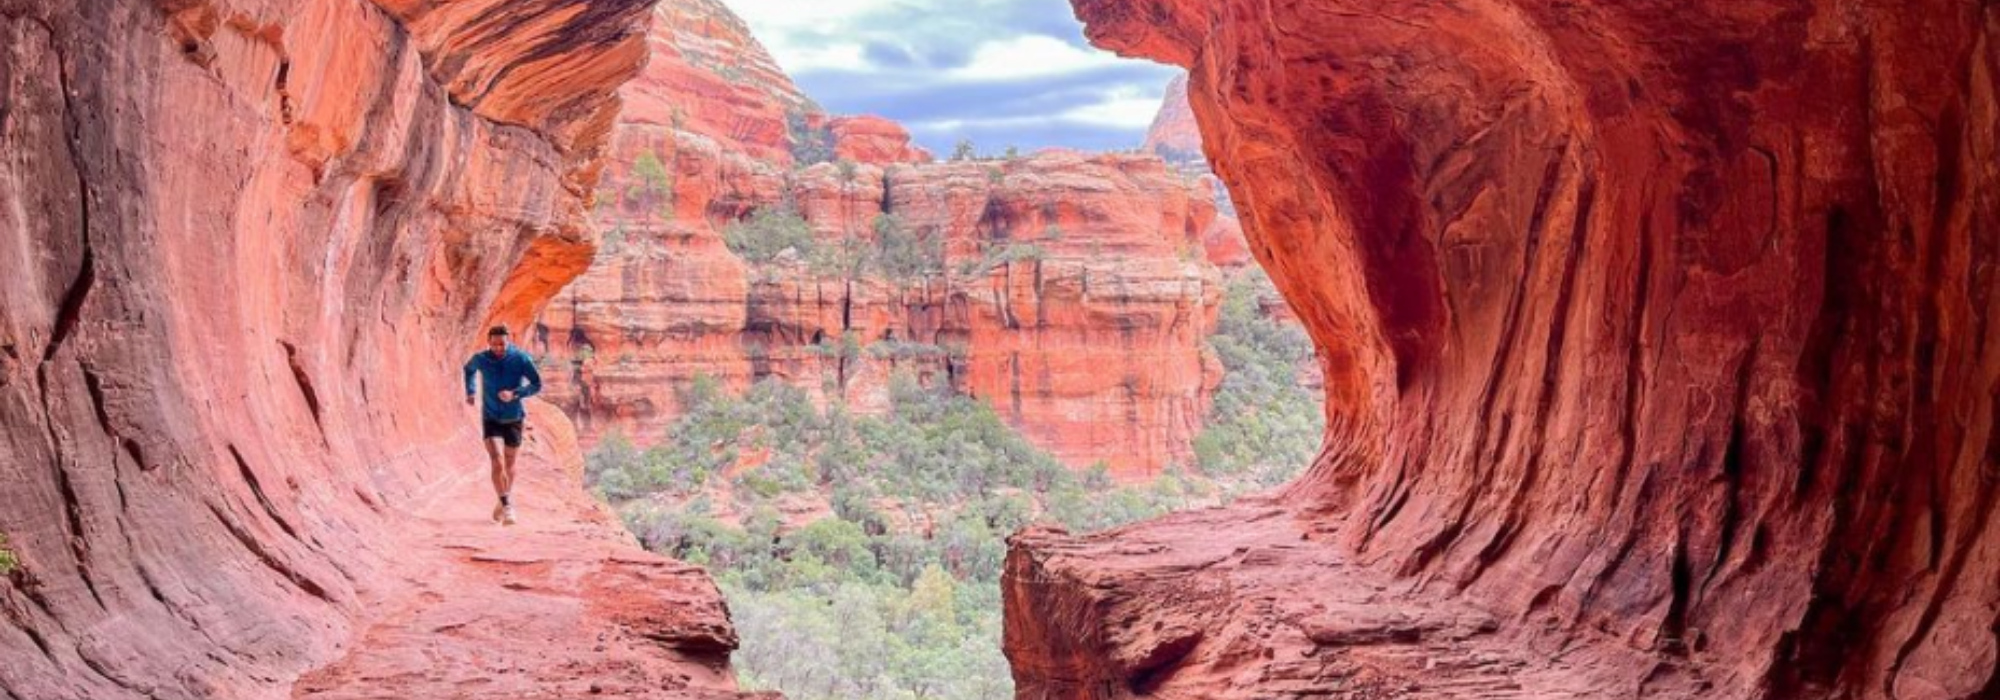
[619,0,813,164]
[1007,0,2000,697]
[0,0,758,697]
[537,138,1233,476]
[534,0,1235,477]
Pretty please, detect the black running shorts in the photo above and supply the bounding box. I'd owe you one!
[482,418,525,448]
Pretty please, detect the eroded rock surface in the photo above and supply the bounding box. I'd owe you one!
[1007,0,2000,697]
[293,404,764,700]
[620,0,812,164]
[0,0,758,697]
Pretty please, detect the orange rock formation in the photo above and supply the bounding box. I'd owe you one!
[533,0,1238,477]
[1005,0,2000,697]
[1143,74,1203,167]
[0,1,760,697]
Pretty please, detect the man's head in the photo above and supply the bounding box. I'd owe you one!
[487,326,509,356]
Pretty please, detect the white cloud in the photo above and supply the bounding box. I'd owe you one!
[947,35,1126,81]
[766,40,874,73]
[729,0,904,30]
[1058,84,1163,128]
[728,0,904,74]
[731,0,1124,83]
[903,88,1164,132]
[719,0,1181,152]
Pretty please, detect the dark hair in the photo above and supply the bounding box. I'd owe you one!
[487,325,510,338]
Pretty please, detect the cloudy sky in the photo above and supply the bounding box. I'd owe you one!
[728,0,1182,155]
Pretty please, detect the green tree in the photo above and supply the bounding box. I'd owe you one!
[1193,269,1323,487]
[724,205,817,264]
[788,110,836,166]
[578,356,1320,700]
[950,138,976,161]
[583,430,644,500]
[632,150,672,197]
[871,215,944,282]
[957,242,1043,277]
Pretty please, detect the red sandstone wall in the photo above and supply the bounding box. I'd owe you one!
[1005,0,2000,697]
[538,135,1232,476]
[0,1,748,697]
[619,0,814,164]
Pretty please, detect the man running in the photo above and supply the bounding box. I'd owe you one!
[464,325,543,526]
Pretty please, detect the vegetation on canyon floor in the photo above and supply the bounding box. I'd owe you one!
[584,271,1319,699]
[1193,269,1323,482]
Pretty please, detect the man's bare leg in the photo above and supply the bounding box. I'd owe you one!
[497,445,520,525]
[500,446,519,498]
[487,439,508,522]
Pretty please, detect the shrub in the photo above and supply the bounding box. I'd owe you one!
[865,340,950,361]
[724,205,816,264]
[631,150,673,202]
[577,353,1326,700]
[584,431,645,500]
[601,225,626,255]
[1193,270,1323,487]
[787,110,835,166]
[871,215,945,282]
[0,534,16,576]
[807,332,863,363]
[807,232,870,280]
[957,242,1043,277]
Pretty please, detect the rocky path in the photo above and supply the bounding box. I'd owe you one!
[1004,500,1718,699]
[290,411,769,700]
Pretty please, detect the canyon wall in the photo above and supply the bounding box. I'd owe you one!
[533,0,1235,477]
[1007,0,1999,697]
[0,0,756,697]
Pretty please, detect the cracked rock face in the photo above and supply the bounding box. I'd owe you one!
[1006,0,2000,697]
[0,1,751,698]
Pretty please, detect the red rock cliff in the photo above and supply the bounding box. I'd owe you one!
[539,140,1232,477]
[620,0,814,164]
[534,0,1233,477]
[1006,0,1999,697]
[1143,74,1202,167]
[0,1,760,697]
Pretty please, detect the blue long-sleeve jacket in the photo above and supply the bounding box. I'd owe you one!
[464,346,542,422]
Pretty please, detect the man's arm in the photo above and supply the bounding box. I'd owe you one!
[463,356,479,405]
[516,354,543,400]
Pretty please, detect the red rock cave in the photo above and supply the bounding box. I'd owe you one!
[0,0,1994,699]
